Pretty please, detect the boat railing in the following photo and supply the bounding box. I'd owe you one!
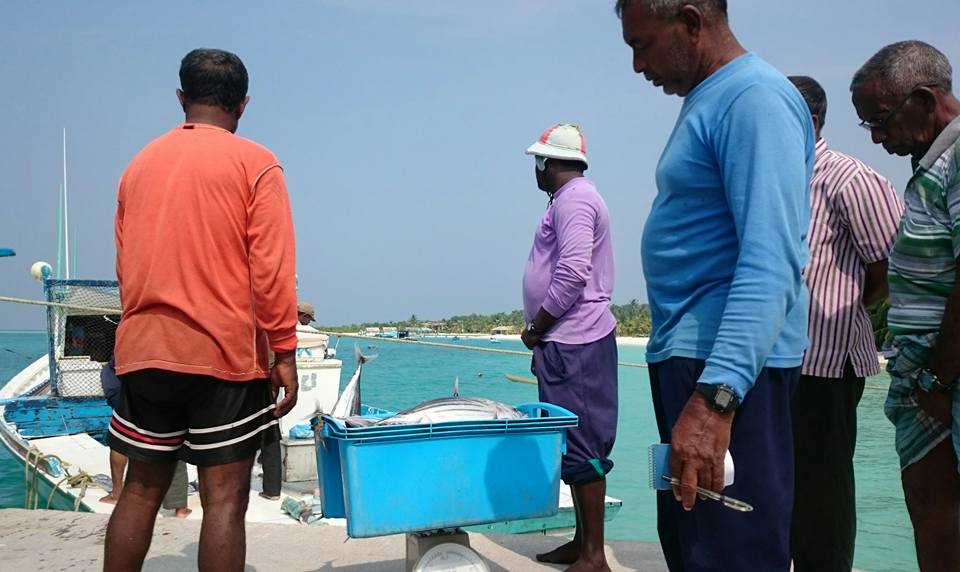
[42,279,120,398]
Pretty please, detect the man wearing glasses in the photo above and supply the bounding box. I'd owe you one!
[852,40,960,572]
[788,75,902,572]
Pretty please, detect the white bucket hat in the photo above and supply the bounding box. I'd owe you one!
[525,124,588,168]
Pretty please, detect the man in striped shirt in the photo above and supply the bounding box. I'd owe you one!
[788,76,902,572]
[852,41,960,571]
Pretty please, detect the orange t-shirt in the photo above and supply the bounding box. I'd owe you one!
[114,123,298,381]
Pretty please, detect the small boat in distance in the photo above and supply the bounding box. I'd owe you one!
[504,373,537,385]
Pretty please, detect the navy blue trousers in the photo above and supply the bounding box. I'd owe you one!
[649,357,799,572]
[534,330,618,485]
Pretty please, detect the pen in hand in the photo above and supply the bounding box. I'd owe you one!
[662,475,753,512]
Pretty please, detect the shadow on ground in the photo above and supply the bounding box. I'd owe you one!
[144,542,258,572]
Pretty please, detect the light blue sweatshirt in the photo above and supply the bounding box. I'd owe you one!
[641,53,814,399]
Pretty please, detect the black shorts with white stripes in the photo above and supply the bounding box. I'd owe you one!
[107,369,279,466]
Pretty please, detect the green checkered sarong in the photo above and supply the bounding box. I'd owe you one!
[884,334,960,471]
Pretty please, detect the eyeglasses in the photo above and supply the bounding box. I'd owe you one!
[858,83,939,131]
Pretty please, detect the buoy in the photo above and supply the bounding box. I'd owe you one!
[30,261,52,282]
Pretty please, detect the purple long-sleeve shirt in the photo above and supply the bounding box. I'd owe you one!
[522,177,616,344]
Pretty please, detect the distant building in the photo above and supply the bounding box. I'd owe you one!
[490,326,517,335]
[364,327,381,336]
[423,321,446,333]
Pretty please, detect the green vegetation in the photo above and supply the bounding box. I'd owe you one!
[321,298,892,347]
[319,300,654,337]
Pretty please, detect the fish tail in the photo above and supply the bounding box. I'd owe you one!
[353,344,380,366]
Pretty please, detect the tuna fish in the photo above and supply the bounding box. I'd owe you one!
[329,345,376,419]
[368,376,526,426]
[375,396,526,425]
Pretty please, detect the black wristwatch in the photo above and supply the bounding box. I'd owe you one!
[526,322,541,336]
[695,383,740,414]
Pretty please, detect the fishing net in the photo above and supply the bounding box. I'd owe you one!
[45,280,121,398]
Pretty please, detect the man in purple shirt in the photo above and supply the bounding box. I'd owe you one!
[521,124,618,572]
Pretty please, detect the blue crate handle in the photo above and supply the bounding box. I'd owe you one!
[516,402,575,419]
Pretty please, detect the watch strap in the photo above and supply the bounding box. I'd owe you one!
[695,383,740,413]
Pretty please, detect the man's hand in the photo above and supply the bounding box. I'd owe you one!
[522,308,558,350]
[669,391,735,511]
[270,350,299,418]
[521,327,541,350]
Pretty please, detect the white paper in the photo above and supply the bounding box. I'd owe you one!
[724,449,735,487]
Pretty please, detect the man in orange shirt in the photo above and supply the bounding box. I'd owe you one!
[105,48,299,572]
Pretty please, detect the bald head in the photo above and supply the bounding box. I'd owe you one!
[615,0,727,21]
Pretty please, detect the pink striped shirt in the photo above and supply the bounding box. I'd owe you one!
[802,138,903,378]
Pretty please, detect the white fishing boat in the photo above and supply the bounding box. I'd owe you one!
[0,275,346,524]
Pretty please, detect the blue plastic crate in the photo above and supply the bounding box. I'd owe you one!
[312,402,577,538]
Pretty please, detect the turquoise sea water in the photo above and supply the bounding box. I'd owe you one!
[0,331,917,571]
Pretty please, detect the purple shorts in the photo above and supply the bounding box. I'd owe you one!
[533,329,618,485]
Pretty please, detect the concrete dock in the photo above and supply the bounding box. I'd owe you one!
[0,509,668,571]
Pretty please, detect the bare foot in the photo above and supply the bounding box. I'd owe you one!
[258,492,281,501]
[174,507,192,519]
[536,539,580,564]
[99,493,117,505]
[564,555,611,572]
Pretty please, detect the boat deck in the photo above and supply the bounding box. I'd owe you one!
[27,432,325,525]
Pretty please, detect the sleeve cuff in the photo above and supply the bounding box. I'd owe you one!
[268,329,298,353]
[697,362,754,400]
[540,297,566,321]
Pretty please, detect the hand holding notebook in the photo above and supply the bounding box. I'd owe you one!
[648,443,752,512]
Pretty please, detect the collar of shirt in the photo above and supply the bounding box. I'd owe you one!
[814,137,829,161]
[179,122,231,134]
[918,114,960,170]
[550,177,587,202]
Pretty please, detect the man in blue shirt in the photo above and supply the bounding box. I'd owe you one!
[618,1,814,570]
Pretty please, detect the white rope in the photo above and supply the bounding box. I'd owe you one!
[0,294,118,314]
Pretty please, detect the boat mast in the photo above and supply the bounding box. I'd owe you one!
[62,128,70,280]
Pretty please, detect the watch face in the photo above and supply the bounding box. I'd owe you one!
[715,388,734,409]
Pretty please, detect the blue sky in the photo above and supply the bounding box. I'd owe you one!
[0,0,957,329]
